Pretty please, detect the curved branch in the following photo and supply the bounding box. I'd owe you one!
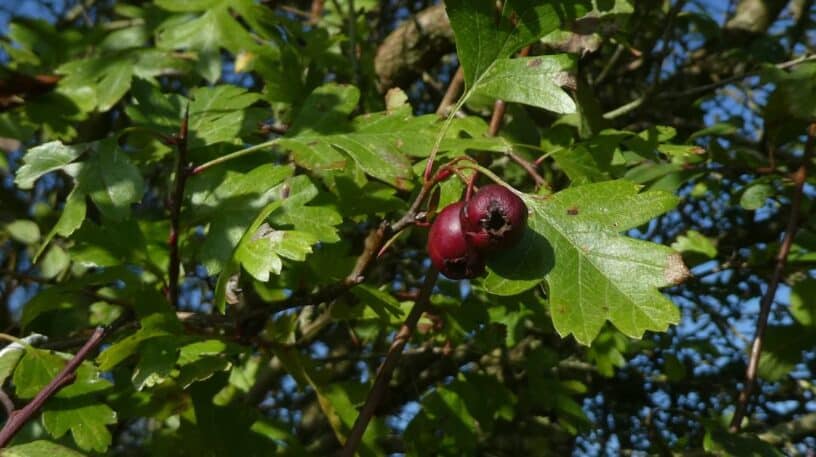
[340,269,439,457]
[729,122,816,432]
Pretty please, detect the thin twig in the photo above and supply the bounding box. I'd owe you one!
[309,0,325,24]
[190,139,280,175]
[507,151,546,189]
[0,390,14,417]
[167,105,190,307]
[0,327,107,448]
[729,123,816,432]
[482,47,545,189]
[436,67,465,116]
[340,269,439,457]
[488,99,507,136]
[604,53,816,119]
[669,53,816,99]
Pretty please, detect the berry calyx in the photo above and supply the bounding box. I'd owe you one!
[427,202,486,279]
[461,184,528,252]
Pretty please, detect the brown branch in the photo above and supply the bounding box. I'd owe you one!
[0,326,108,448]
[483,47,546,189]
[508,150,546,189]
[436,67,464,116]
[340,268,439,457]
[0,390,14,417]
[309,0,324,24]
[167,105,190,307]
[729,123,816,432]
[488,99,508,137]
[665,53,816,100]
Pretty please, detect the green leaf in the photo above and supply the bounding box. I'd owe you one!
[36,188,87,260]
[281,85,434,190]
[740,183,774,210]
[790,279,816,327]
[5,219,40,244]
[484,181,684,344]
[57,54,135,111]
[188,85,261,147]
[672,229,717,264]
[97,313,182,370]
[272,206,341,243]
[481,226,554,296]
[156,5,254,82]
[758,324,815,381]
[126,78,185,135]
[188,163,293,274]
[69,220,147,268]
[446,0,589,87]
[15,141,85,189]
[156,0,222,11]
[704,421,785,457]
[586,328,628,377]
[474,56,576,113]
[350,285,405,321]
[0,334,48,385]
[178,339,230,365]
[1,441,87,457]
[42,402,117,453]
[483,180,680,298]
[132,336,179,390]
[39,245,70,279]
[235,238,283,282]
[406,382,478,455]
[75,140,144,221]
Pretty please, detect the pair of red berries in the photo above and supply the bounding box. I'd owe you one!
[427,184,528,279]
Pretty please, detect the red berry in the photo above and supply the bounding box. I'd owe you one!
[461,184,528,252]
[427,202,486,279]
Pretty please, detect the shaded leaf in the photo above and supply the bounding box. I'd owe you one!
[1,441,87,457]
[5,219,40,244]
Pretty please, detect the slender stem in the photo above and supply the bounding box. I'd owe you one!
[423,95,470,182]
[667,53,816,99]
[483,46,545,189]
[729,123,816,432]
[167,106,190,308]
[436,67,465,116]
[603,95,646,119]
[604,53,816,119]
[0,390,13,417]
[190,139,280,175]
[488,99,507,136]
[340,269,439,457]
[0,334,20,344]
[0,327,107,448]
[309,0,324,24]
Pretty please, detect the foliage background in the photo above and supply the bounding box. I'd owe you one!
[0,0,815,456]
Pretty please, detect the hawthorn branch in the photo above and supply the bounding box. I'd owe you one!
[167,105,190,307]
[309,0,324,24]
[340,268,439,457]
[729,123,816,432]
[484,47,546,189]
[0,326,108,448]
[436,67,464,116]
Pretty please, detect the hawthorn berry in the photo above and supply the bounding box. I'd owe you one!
[427,202,486,279]
[461,184,528,252]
